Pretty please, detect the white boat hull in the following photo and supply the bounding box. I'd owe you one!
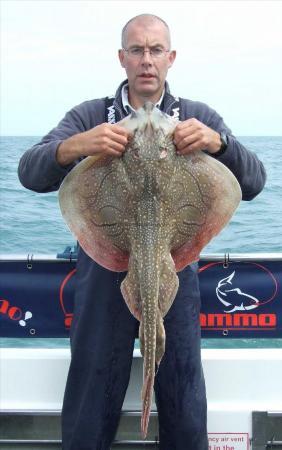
[1,347,282,445]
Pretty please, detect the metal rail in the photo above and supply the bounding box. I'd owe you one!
[266,441,282,448]
[1,252,282,262]
[0,439,159,444]
[0,410,159,446]
[0,440,60,445]
[0,409,156,416]
[0,439,159,446]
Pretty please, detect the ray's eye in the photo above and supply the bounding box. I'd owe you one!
[159,148,168,159]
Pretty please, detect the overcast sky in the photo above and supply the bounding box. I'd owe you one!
[1,0,282,136]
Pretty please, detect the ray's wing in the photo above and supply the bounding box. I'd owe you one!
[59,155,131,271]
[170,152,242,271]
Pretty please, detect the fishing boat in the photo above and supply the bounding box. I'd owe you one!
[0,248,282,450]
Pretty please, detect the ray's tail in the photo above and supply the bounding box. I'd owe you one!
[141,371,155,438]
[139,317,156,439]
[138,253,161,439]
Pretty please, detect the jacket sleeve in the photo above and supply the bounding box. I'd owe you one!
[208,111,266,201]
[18,99,105,193]
[181,100,267,201]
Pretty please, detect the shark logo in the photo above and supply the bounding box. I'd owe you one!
[216,271,260,313]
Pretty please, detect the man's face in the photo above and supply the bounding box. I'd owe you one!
[119,20,176,102]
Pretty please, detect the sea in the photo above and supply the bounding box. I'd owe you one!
[0,136,282,349]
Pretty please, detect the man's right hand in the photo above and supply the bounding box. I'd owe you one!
[56,123,130,167]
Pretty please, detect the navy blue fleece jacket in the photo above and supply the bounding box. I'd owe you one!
[18,80,266,200]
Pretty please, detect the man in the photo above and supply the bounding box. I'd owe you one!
[18,14,266,450]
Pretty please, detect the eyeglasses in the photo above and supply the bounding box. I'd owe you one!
[123,46,170,59]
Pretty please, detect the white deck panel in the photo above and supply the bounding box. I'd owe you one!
[1,347,282,435]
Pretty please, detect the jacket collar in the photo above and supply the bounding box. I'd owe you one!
[113,79,179,120]
[121,83,165,113]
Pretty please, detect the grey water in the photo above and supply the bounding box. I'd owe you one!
[0,136,282,348]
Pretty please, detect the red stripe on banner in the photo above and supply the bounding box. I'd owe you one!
[59,269,77,315]
[251,262,279,305]
[198,262,219,273]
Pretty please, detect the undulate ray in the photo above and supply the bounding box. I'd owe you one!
[59,102,242,438]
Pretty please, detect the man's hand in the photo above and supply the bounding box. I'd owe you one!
[56,123,130,166]
[173,118,221,155]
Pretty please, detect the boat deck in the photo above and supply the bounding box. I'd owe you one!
[1,348,282,449]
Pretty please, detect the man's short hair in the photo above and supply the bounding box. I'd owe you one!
[121,14,171,48]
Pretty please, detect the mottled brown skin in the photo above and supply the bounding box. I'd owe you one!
[59,103,242,438]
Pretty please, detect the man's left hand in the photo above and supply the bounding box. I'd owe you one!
[173,118,221,155]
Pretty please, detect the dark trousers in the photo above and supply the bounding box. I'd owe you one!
[61,252,208,450]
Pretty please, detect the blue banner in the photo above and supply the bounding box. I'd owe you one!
[0,257,281,338]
